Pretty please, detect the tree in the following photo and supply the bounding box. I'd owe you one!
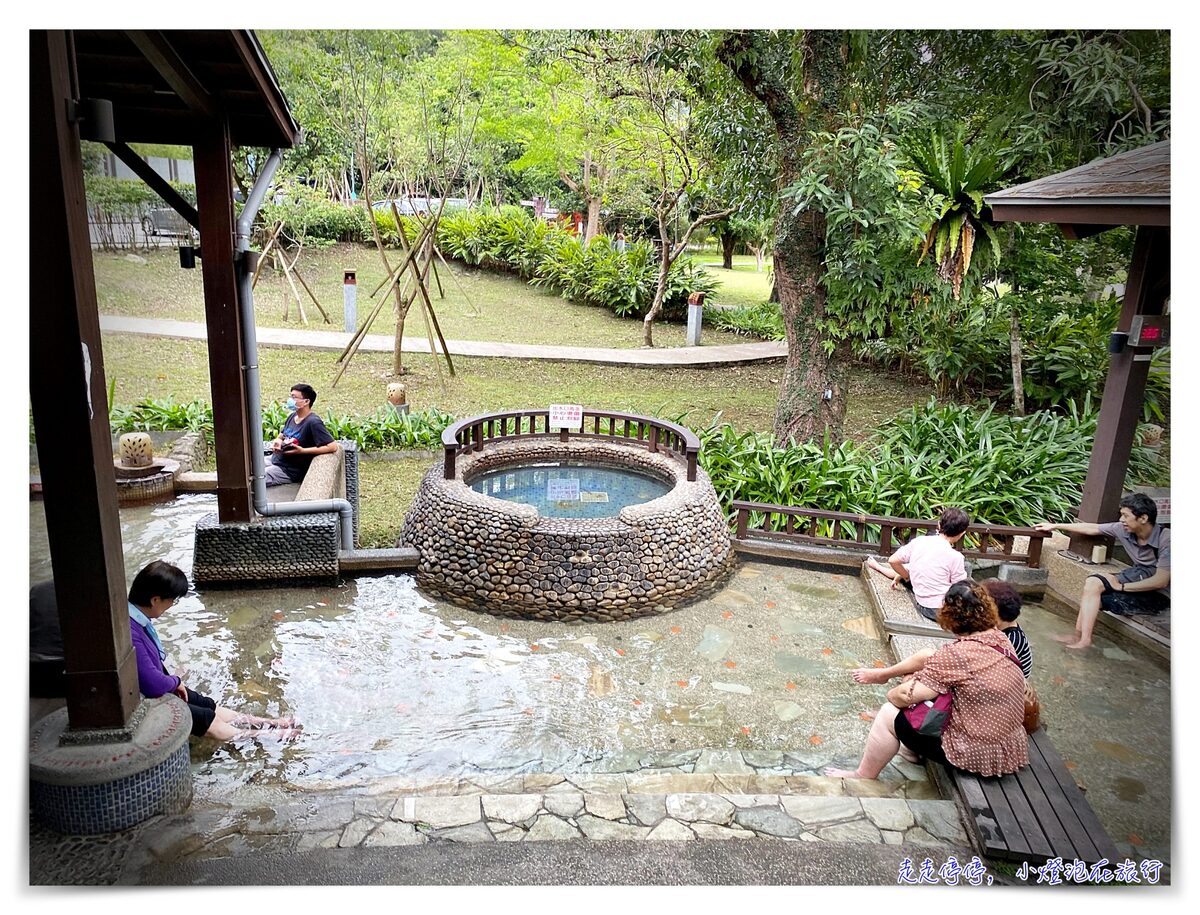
[714,29,854,443]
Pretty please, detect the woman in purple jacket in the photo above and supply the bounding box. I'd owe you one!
[128,561,297,741]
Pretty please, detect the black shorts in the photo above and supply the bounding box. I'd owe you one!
[185,687,217,737]
[1089,574,1169,616]
[893,705,948,765]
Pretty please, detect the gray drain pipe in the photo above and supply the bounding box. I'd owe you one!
[235,151,354,550]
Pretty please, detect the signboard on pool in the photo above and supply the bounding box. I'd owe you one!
[547,478,580,501]
[548,403,583,431]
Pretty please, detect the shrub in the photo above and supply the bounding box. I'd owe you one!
[260,185,368,247]
[692,398,1161,532]
[710,301,786,340]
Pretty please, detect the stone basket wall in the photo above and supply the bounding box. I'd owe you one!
[402,439,734,621]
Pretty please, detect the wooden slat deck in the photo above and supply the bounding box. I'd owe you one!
[949,728,1120,864]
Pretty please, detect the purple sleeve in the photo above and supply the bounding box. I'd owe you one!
[130,623,180,698]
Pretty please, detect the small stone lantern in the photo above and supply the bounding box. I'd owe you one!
[118,432,155,468]
[387,382,410,416]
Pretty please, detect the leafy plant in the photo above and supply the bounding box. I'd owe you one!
[710,301,786,341]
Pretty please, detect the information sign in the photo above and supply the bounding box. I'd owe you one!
[548,403,584,431]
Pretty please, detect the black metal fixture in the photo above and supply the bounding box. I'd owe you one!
[67,98,115,143]
[178,245,199,269]
[1108,331,1128,355]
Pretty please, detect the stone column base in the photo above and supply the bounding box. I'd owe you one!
[30,696,192,835]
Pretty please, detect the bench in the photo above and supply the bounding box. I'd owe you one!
[944,728,1120,865]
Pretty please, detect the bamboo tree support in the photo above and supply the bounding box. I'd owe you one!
[394,208,454,378]
[284,248,332,323]
[251,220,283,289]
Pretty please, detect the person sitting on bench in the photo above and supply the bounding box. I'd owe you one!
[264,382,337,487]
[1035,492,1170,650]
[128,560,298,742]
[865,507,970,621]
[831,580,1028,779]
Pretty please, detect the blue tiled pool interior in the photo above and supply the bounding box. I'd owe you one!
[468,461,672,518]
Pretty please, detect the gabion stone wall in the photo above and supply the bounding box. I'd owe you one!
[191,440,359,586]
[402,439,733,621]
[193,510,340,584]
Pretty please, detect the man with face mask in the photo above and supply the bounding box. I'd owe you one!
[264,382,337,486]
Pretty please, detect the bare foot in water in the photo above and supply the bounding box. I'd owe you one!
[1065,640,1093,651]
[1051,632,1081,644]
[824,767,864,779]
[852,668,890,685]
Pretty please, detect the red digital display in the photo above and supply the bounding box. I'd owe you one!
[1140,326,1162,342]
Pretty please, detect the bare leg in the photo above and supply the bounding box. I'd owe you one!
[865,557,897,580]
[215,706,296,729]
[852,647,935,685]
[825,702,902,779]
[1054,577,1102,647]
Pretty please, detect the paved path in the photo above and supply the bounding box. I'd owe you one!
[98,315,787,367]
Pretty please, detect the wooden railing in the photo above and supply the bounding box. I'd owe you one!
[442,409,700,482]
[731,502,1050,568]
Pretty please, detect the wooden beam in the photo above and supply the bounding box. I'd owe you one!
[1058,223,1119,240]
[1068,225,1170,554]
[104,141,199,229]
[125,30,217,117]
[194,120,252,522]
[228,30,299,147]
[30,30,140,730]
[990,202,1169,227]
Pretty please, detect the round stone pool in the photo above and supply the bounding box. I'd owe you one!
[403,438,734,622]
[468,461,672,519]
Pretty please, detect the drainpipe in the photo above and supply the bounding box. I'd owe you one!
[235,150,355,550]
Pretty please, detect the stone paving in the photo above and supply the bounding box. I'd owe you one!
[98,314,789,366]
[32,766,969,884]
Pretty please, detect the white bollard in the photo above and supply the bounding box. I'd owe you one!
[686,291,706,346]
[343,270,357,333]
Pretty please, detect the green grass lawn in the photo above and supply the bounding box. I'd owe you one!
[686,251,773,309]
[94,244,754,350]
[100,331,934,546]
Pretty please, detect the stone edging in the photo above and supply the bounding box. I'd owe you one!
[403,438,733,621]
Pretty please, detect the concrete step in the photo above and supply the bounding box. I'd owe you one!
[174,471,217,492]
[338,547,420,572]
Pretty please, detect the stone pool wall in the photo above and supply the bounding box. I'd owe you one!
[402,439,734,621]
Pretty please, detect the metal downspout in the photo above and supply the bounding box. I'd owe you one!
[235,150,354,550]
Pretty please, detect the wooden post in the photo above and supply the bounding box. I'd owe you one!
[194,121,252,522]
[30,30,139,729]
[1068,226,1169,557]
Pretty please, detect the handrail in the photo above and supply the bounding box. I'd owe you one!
[442,409,700,482]
[730,501,1050,568]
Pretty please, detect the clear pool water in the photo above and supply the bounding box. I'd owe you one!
[468,461,671,518]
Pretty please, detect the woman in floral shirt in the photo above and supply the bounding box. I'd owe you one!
[829,580,1027,779]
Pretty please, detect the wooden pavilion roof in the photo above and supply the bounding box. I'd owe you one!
[985,140,1169,232]
[71,30,300,148]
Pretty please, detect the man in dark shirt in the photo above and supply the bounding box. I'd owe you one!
[1035,493,1170,650]
[264,382,337,486]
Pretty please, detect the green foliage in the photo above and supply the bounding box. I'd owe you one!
[436,209,716,319]
[260,184,369,247]
[83,175,197,215]
[113,396,454,454]
[261,403,455,451]
[694,398,1161,530]
[710,301,785,340]
[110,396,213,434]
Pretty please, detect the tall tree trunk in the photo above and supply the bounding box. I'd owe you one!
[585,195,603,245]
[643,239,672,347]
[1009,305,1026,416]
[771,206,846,444]
[721,231,736,270]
